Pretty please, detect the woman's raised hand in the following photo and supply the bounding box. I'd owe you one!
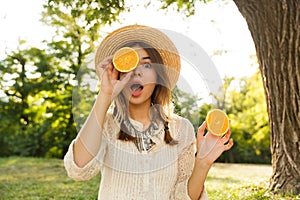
[196,121,234,166]
[96,56,132,99]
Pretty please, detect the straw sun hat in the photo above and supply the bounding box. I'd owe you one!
[95,24,181,89]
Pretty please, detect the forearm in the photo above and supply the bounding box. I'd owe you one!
[73,91,112,167]
[188,158,212,200]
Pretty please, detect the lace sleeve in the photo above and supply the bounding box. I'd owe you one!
[64,139,105,181]
[171,116,208,200]
[63,114,115,181]
[174,143,209,200]
[174,143,195,199]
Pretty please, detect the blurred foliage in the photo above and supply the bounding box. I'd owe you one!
[159,0,212,17]
[172,86,202,130]
[224,71,270,163]
[0,0,125,158]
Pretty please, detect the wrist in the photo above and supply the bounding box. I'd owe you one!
[99,86,114,96]
[94,90,113,110]
[195,156,213,170]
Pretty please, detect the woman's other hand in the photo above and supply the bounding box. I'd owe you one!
[196,121,234,166]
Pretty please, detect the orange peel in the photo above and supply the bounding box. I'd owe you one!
[206,109,229,136]
[112,47,139,72]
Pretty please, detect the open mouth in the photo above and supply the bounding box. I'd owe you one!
[130,83,144,97]
[130,83,143,90]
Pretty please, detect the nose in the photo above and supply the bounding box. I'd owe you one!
[132,65,143,76]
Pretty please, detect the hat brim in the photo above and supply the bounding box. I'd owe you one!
[95,25,181,89]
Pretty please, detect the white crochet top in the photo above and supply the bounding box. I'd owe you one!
[64,113,208,200]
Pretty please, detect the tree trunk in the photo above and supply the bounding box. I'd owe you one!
[233,0,300,195]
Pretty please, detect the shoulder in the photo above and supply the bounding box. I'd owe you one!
[169,113,194,130]
[169,113,196,143]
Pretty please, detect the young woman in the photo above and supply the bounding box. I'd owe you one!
[64,25,233,200]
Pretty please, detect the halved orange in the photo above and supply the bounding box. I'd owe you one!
[206,109,229,136]
[112,47,139,72]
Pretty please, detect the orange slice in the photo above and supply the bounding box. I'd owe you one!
[112,47,139,72]
[206,109,229,136]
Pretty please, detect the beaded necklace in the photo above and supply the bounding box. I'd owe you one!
[122,114,162,152]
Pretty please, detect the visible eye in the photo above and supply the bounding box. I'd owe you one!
[143,63,151,68]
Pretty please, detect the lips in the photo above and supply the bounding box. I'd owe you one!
[130,82,144,97]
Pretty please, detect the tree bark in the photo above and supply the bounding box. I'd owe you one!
[233,0,300,195]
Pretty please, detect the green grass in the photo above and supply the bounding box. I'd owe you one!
[0,157,99,199]
[205,163,298,200]
[0,157,299,200]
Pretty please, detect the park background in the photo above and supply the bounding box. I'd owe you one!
[0,0,299,199]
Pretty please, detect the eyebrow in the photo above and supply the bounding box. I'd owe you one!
[142,56,151,60]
